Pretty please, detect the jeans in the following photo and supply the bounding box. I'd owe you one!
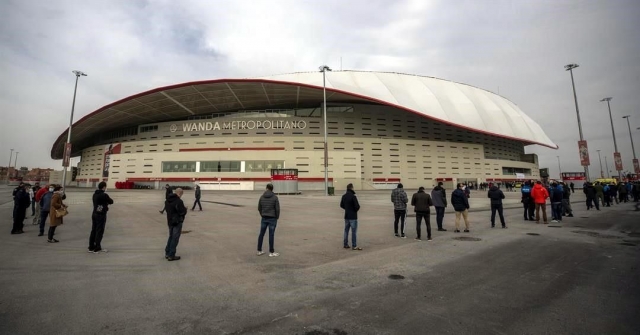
[39,211,49,234]
[393,210,406,235]
[343,219,358,248]
[416,211,431,239]
[435,206,445,229]
[257,217,277,253]
[165,221,183,258]
[490,204,505,227]
[192,198,202,210]
[89,213,107,251]
[551,203,563,221]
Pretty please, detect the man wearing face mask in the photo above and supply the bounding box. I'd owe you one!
[88,182,114,253]
[37,185,55,236]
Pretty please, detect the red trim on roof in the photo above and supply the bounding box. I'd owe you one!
[52,78,558,159]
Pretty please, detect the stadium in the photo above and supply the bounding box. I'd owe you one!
[51,71,557,191]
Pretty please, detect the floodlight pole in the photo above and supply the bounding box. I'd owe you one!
[601,97,622,181]
[565,64,590,181]
[596,150,604,178]
[605,156,610,178]
[622,116,636,159]
[14,152,19,174]
[6,149,13,184]
[61,70,87,190]
[319,65,332,196]
[556,156,562,179]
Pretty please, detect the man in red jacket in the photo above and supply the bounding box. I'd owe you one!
[531,181,549,224]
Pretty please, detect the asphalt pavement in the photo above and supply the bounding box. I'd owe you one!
[0,186,638,335]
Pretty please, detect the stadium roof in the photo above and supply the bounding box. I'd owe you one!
[51,70,558,159]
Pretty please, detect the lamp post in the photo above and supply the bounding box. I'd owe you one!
[622,116,636,159]
[61,70,87,190]
[600,97,622,181]
[605,156,610,178]
[596,150,604,178]
[319,65,331,196]
[565,64,590,181]
[6,149,14,184]
[556,155,562,179]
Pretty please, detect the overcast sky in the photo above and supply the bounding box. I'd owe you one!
[1,0,639,179]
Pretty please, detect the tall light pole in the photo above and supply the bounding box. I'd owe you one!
[600,97,622,181]
[61,70,87,190]
[556,155,562,179]
[319,65,331,196]
[565,64,590,181]
[605,156,610,178]
[596,150,604,178]
[13,152,19,179]
[623,115,638,175]
[6,148,14,184]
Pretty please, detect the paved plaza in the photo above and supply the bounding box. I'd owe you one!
[1,186,639,334]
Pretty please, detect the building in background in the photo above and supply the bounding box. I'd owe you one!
[51,71,557,191]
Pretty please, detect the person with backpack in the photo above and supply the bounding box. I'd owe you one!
[390,183,408,238]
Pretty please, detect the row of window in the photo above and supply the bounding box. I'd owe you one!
[161,160,286,173]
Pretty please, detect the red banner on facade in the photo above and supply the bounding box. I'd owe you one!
[62,143,72,167]
[613,152,623,171]
[578,140,590,166]
[102,143,122,178]
[633,158,639,174]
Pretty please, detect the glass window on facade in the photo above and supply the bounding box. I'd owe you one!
[246,160,284,172]
[502,167,532,175]
[162,161,196,173]
[200,161,241,172]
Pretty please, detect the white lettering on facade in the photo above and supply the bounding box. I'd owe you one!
[176,120,308,132]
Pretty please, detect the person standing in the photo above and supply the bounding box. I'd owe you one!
[431,182,448,231]
[28,185,36,216]
[191,185,202,211]
[561,182,574,217]
[594,182,605,208]
[583,182,599,210]
[390,183,408,238]
[619,182,628,203]
[550,182,564,223]
[165,188,187,261]
[521,181,535,221]
[11,184,30,234]
[88,182,114,253]
[531,181,549,224]
[257,184,281,257]
[570,182,575,193]
[32,183,46,225]
[340,183,361,250]
[488,184,506,228]
[451,183,470,233]
[159,184,172,214]
[38,186,54,237]
[47,185,67,242]
[411,186,433,241]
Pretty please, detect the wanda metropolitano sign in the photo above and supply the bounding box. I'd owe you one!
[171,119,308,133]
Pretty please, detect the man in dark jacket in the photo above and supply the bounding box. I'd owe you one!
[165,188,187,261]
[411,187,434,241]
[88,182,114,253]
[431,182,447,231]
[340,183,361,250]
[487,185,506,228]
[550,182,563,222]
[390,183,408,238]
[257,184,280,257]
[159,184,172,214]
[521,181,535,221]
[570,182,575,193]
[191,185,202,211]
[11,184,30,234]
[451,183,470,233]
[583,182,599,210]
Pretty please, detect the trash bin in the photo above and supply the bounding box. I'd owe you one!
[328,186,335,195]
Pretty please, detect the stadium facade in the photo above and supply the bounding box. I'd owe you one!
[51,71,557,191]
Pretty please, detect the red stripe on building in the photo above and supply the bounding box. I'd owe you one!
[179,147,285,152]
[372,178,401,182]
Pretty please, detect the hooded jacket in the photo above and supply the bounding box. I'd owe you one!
[92,189,114,215]
[165,193,187,226]
[390,187,408,210]
[340,189,360,220]
[411,189,433,212]
[258,190,280,219]
[487,186,505,205]
[430,186,447,208]
[451,188,469,211]
[531,184,549,204]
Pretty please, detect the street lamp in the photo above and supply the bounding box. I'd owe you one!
[596,150,604,178]
[556,155,562,179]
[565,64,590,181]
[61,70,87,190]
[622,116,636,159]
[605,156,610,178]
[6,148,14,184]
[600,97,622,181]
[319,65,331,196]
